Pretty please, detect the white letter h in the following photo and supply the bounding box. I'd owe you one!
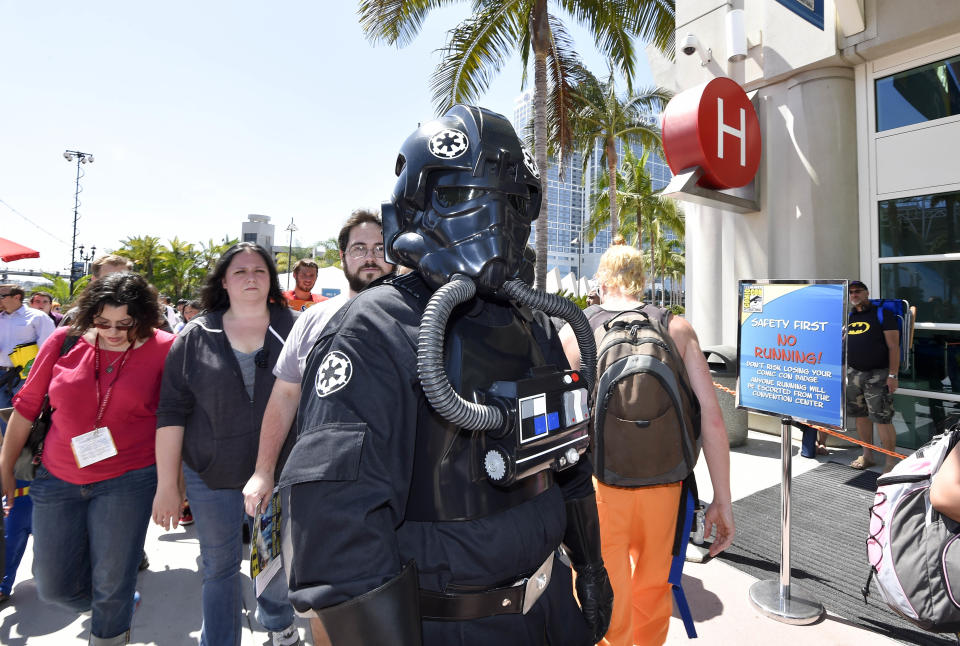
[717,98,746,166]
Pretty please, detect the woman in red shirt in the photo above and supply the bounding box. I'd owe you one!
[0,272,174,646]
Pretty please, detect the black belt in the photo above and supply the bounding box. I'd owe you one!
[419,552,554,621]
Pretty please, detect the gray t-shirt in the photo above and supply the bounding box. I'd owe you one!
[233,347,260,400]
[273,293,350,383]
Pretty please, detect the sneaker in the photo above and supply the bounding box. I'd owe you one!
[138,551,150,571]
[179,504,194,526]
[270,625,301,646]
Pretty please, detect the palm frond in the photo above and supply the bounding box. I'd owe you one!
[560,0,637,88]
[429,1,524,113]
[358,0,458,47]
[545,13,589,178]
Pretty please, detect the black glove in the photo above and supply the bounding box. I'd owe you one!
[574,561,613,642]
[563,494,614,642]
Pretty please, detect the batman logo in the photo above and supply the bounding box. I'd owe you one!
[848,321,870,334]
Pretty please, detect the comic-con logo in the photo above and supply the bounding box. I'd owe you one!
[428,129,469,159]
[848,321,870,335]
[742,286,763,313]
[315,351,353,398]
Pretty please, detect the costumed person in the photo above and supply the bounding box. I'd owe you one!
[280,105,612,646]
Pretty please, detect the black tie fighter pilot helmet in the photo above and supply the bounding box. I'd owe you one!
[381,105,542,293]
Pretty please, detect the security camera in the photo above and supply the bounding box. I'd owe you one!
[680,33,712,66]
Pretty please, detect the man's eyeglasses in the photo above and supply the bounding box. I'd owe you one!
[347,243,385,260]
[0,293,12,299]
[849,289,866,295]
[92,321,135,331]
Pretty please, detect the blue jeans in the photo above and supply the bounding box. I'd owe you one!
[183,466,293,646]
[1,376,31,596]
[30,463,156,641]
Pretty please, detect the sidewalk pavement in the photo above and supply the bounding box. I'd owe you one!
[0,430,904,645]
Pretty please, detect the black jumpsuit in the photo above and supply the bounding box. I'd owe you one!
[280,273,594,645]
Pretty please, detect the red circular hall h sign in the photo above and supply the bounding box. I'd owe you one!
[662,77,761,190]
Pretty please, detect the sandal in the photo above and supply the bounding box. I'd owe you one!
[816,443,829,456]
[850,455,875,470]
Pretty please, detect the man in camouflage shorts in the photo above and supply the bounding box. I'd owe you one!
[845,281,900,472]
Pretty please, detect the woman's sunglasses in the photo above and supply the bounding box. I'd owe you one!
[92,321,135,331]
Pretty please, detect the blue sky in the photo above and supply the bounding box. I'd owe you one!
[1,1,653,275]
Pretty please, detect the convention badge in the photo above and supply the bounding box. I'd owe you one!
[70,426,118,468]
[315,350,353,398]
[428,128,469,159]
[522,148,540,179]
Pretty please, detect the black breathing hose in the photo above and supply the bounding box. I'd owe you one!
[500,279,597,392]
[417,275,505,431]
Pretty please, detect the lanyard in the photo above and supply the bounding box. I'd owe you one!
[94,335,133,428]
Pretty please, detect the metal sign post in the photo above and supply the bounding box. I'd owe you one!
[747,417,823,624]
[736,280,848,626]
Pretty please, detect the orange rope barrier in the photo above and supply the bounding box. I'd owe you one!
[712,381,904,461]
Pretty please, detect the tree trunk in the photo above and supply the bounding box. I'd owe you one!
[606,137,619,239]
[650,224,657,304]
[531,0,549,290]
[635,207,642,250]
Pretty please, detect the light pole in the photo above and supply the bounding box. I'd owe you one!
[77,244,97,277]
[285,218,298,290]
[63,149,94,296]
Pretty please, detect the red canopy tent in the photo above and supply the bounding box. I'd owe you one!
[0,237,40,262]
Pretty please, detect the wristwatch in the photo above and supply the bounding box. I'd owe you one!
[888,373,898,379]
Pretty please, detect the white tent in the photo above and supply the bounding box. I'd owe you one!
[277,265,347,298]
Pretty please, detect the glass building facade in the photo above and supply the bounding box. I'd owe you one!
[874,56,960,447]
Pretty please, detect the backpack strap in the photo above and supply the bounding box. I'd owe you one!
[60,333,80,356]
[668,472,699,638]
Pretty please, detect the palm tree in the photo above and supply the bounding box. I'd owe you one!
[571,68,669,238]
[650,228,683,306]
[587,147,683,273]
[118,235,164,283]
[315,238,341,268]
[197,237,238,278]
[358,0,675,289]
[38,272,90,305]
[158,237,200,301]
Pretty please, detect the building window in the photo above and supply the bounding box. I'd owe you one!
[875,54,960,131]
[243,233,257,243]
[880,261,960,324]
[879,189,960,257]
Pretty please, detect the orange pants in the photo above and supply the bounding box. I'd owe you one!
[595,479,682,646]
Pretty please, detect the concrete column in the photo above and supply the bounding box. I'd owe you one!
[770,67,860,280]
[687,202,725,347]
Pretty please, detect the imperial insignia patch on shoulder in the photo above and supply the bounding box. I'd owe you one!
[315,351,353,397]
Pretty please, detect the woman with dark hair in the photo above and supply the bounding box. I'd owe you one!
[0,272,174,646]
[152,242,300,646]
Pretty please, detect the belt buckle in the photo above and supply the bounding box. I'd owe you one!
[520,552,554,614]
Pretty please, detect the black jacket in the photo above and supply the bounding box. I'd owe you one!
[157,305,295,489]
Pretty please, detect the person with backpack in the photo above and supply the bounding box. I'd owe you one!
[846,280,900,473]
[559,242,735,646]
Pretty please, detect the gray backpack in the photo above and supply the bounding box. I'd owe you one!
[864,426,960,633]
[587,305,701,487]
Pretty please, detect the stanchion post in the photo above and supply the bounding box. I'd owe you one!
[748,416,824,624]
